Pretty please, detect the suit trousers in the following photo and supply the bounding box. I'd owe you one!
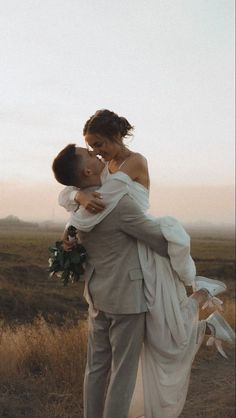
[83,310,145,418]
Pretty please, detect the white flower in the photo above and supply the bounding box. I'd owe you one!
[48,258,53,267]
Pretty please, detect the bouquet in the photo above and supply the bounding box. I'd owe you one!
[48,226,87,286]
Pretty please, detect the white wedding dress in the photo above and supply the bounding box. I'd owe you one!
[65,165,206,418]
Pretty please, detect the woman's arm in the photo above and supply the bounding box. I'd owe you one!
[58,186,105,213]
[66,174,132,231]
[58,186,79,212]
[74,190,105,213]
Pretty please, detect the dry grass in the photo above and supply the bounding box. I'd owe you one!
[0,317,87,418]
[0,225,89,417]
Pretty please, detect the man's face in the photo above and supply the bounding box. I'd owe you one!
[75,147,104,180]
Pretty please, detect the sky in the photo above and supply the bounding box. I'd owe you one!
[0,0,235,224]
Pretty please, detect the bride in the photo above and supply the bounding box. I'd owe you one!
[54,109,235,418]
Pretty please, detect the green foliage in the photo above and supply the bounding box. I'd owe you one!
[48,241,87,286]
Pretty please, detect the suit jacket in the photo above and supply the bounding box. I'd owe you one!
[79,194,168,314]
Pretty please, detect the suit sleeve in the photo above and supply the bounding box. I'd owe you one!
[117,195,168,257]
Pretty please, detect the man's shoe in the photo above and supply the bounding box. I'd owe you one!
[206,311,236,358]
[194,276,227,310]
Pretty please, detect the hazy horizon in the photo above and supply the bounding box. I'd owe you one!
[0,180,234,226]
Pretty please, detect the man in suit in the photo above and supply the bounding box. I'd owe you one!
[52,145,168,418]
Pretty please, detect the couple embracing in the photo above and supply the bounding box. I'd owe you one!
[52,109,235,418]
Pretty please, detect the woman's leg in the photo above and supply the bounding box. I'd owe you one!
[191,288,209,305]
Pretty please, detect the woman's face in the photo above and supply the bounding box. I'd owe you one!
[85,133,122,161]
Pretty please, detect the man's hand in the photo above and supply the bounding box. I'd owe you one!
[63,238,77,251]
[62,228,77,252]
[75,190,105,214]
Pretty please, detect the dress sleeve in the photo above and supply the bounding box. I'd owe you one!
[67,174,131,231]
[58,186,80,212]
[159,217,196,285]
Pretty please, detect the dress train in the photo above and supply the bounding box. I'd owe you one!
[128,249,206,418]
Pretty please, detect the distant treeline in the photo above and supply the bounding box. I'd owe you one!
[0,215,38,228]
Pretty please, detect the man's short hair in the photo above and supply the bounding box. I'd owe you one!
[52,144,83,186]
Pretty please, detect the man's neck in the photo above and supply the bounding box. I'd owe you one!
[80,185,100,192]
[79,177,101,189]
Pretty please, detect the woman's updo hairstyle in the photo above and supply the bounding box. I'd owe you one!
[83,109,134,141]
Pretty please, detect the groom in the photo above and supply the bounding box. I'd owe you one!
[52,145,168,418]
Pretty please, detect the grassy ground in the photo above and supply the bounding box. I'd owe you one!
[0,226,87,325]
[0,225,235,418]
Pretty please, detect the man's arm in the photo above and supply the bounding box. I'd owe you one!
[117,195,168,257]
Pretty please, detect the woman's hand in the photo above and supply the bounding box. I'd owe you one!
[75,190,106,213]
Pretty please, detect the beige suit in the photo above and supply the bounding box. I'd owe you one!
[80,195,168,418]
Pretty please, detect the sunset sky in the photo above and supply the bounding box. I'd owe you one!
[0,0,235,224]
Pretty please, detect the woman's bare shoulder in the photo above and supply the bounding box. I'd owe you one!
[126,152,148,168]
[119,151,150,188]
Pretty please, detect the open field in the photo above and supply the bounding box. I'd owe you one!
[0,224,235,418]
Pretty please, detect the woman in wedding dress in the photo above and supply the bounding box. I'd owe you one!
[58,110,235,418]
